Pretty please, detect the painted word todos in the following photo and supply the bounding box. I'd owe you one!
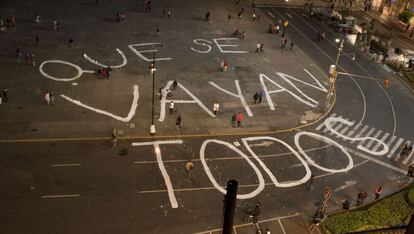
[133,116,388,208]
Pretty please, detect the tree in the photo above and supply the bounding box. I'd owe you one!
[398,10,413,24]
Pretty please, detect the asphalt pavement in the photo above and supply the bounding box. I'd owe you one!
[1,0,414,233]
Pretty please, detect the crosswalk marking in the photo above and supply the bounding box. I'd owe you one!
[360,128,375,144]
[372,133,390,152]
[315,114,413,166]
[329,123,344,135]
[351,125,369,143]
[403,141,414,165]
[365,130,382,148]
[387,138,404,159]
[345,123,362,141]
[317,113,336,131]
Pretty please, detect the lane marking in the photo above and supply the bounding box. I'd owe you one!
[41,194,80,198]
[268,12,275,18]
[345,122,362,141]
[372,132,390,151]
[278,219,287,234]
[51,163,81,167]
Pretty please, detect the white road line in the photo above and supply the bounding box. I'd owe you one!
[315,121,325,131]
[365,130,382,148]
[372,133,390,151]
[329,123,344,136]
[351,125,369,143]
[278,219,287,234]
[346,148,406,174]
[403,141,414,165]
[285,13,292,18]
[387,138,404,159]
[41,194,80,198]
[51,163,81,167]
[360,128,375,144]
[268,12,275,18]
[385,136,397,158]
[338,122,353,140]
[345,123,362,139]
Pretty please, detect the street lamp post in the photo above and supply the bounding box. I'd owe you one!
[324,38,344,111]
[150,53,156,135]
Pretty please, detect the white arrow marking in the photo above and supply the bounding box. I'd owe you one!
[334,180,357,192]
[61,85,139,122]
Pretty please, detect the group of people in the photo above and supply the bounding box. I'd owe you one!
[253,90,264,104]
[97,66,112,79]
[0,15,16,31]
[316,31,326,42]
[341,186,383,210]
[44,91,56,105]
[232,28,246,40]
[231,112,245,127]
[144,0,152,13]
[116,12,126,22]
[16,47,35,66]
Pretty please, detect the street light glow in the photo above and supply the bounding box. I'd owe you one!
[335,38,340,43]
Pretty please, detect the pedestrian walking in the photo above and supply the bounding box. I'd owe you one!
[49,91,55,105]
[342,199,350,210]
[266,228,270,234]
[236,112,244,127]
[255,43,260,53]
[241,31,246,40]
[2,88,8,103]
[384,79,391,88]
[283,38,287,49]
[228,14,231,22]
[169,101,175,114]
[172,80,178,90]
[213,102,220,115]
[44,91,50,105]
[156,28,160,36]
[252,202,261,224]
[30,54,35,66]
[176,115,182,129]
[35,14,41,23]
[68,38,74,48]
[259,43,264,53]
[35,35,39,46]
[205,12,210,21]
[16,47,22,62]
[258,90,263,103]
[223,60,228,72]
[374,186,382,200]
[231,112,237,127]
[253,92,259,104]
[185,159,194,177]
[11,16,16,27]
[167,9,171,19]
[356,191,367,206]
[111,128,117,147]
[237,11,242,18]
[56,21,60,31]
[408,164,414,177]
[290,41,294,50]
[252,12,257,21]
[307,175,314,190]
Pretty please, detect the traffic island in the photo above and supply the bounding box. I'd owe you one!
[322,185,414,234]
